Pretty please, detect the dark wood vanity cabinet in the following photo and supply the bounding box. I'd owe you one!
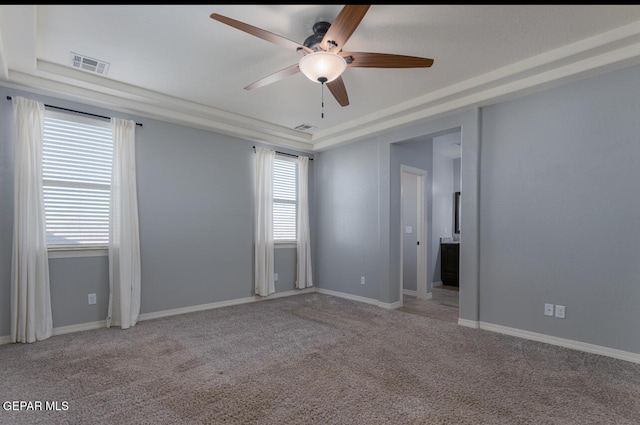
[441,243,459,286]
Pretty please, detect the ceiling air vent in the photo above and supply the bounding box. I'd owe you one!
[70,52,110,75]
[294,123,316,132]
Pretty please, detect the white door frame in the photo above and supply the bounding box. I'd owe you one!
[400,165,429,304]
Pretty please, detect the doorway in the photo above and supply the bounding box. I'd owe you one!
[430,131,461,318]
[400,165,428,304]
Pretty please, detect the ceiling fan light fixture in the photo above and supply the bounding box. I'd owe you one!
[299,52,347,84]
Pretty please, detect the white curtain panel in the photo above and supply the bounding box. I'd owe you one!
[107,118,141,329]
[296,156,313,289]
[10,96,53,343]
[254,146,275,296]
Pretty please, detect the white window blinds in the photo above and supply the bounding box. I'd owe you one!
[273,156,297,241]
[42,112,113,246]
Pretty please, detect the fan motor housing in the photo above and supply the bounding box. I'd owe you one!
[303,21,332,51]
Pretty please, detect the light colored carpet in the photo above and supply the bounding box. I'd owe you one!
[1,293,639,424]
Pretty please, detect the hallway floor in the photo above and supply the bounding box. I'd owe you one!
[397,284,459,323]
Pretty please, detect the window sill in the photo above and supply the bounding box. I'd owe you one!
[275,242,297,249]
[48,246,108,259]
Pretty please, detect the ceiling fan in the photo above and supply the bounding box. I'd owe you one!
[210,5,434,109]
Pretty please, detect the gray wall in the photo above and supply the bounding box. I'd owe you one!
[315,138,380,299]
[315,108,480,320]
[315,136,433,302]
[432,151,454,282]
[10,54,638,356]
[49,257,109,325]
[0,88,15,335]
[401,172,417,292]
[479,63,640,353]
[0,85,314,336]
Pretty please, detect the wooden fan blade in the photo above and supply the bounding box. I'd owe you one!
[244,63,301,90]
[320,5,370,52]
[327,76,349,107]
[211,13,313,54]
[341,52,434,68]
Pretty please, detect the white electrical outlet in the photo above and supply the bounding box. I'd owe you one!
[360,276,365,285]
[555,305,566,319]
[88,293,97,305]
[544,303,554,316]
[274,273,279,281]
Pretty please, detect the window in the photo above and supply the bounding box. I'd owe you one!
[42,111,113,247]
[273,156,297,242]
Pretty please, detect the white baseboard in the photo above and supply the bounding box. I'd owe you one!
[0,320,107,345]
[458,318,479,329]
[138,296,258,322]
[479,321,640,365]
[5,290,637,365]
[316,288,379,306]
[53,320,106,336]
[316,287,403,310]
[263,287,315,300]
[402,289,432,300]
[379,300,402,310]
[139,287,316,322]
[0,288,316,344]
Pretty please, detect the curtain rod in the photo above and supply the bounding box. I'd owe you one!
[6,96,143,127]
[253,145,313,160]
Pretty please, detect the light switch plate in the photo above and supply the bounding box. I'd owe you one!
[405,226,413,234]
[555,305,566,319]
[88,293,97,305]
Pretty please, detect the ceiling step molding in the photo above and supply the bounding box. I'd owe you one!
[3,19,640,152]
[5,70,314,152]
[311,20,640,150]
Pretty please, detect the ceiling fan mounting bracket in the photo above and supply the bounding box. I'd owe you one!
[312,21,331,35]
[303,21,334,51]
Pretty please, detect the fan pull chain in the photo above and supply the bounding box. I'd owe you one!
[318,77,328,119]
[321,82,324,119]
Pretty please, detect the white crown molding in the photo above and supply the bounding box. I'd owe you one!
[311,21,640,151]
[2,70,315,153]
[3,18,640,153]
[36,60,312,144]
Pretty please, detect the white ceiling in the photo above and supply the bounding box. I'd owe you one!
[2,5,640,152]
